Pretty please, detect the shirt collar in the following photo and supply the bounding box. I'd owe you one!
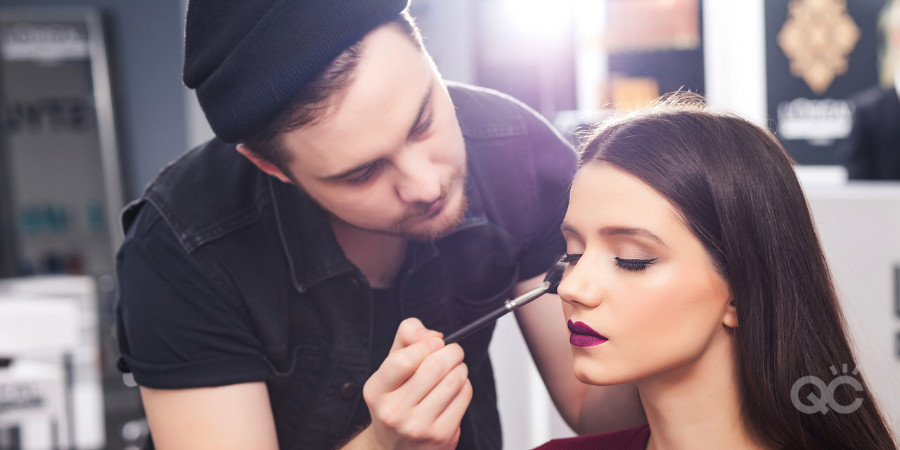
[895,65,900,99]
[269,177,357,294]
[269,158,491,294]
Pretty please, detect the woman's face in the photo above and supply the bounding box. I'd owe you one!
[558,162,735,387]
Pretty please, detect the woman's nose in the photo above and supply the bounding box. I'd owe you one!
[557,262,602,308]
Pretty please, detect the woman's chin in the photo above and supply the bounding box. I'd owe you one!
[573,361,633,387]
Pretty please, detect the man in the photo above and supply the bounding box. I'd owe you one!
[115,1,645,448]
[842,0,900,179]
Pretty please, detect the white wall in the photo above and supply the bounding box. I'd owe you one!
[702,0,768,125]
[489,313,574,449]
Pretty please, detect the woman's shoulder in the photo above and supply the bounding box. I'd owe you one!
[533,424,651,450]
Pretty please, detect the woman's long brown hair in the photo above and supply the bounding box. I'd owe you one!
[579,94,896,449]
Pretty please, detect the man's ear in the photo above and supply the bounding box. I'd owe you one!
[722,299,738,328]
[236,144,292,183]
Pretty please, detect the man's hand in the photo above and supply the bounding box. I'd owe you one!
[344,318,472,449]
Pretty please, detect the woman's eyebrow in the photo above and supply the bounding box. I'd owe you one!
[599,226,667,247]
[562,223,666,248]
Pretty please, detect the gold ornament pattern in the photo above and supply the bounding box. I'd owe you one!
[777,0,860,95]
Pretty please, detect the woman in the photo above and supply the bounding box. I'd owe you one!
[538,95,896,449]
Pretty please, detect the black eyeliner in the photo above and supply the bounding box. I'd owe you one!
[615,257,657,271]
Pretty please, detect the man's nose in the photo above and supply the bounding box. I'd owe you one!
[394,149,442,204]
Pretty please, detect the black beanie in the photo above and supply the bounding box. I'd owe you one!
[183,0,411,143]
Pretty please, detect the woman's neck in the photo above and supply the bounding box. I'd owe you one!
[637,331,764,450]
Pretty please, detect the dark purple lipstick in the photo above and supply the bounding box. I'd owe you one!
[567,319,608,347]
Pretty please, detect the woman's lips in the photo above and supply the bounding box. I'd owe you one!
[567,319,608,347]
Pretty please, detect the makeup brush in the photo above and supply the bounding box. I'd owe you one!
[444,262,565,345]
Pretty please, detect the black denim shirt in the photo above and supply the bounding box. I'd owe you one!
[116,83,576,449]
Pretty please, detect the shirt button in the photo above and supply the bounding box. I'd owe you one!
[340,381,359,399]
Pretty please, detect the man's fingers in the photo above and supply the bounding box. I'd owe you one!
[391,317,443,351]
[432,377,473,437]
[379,359,471,446]
[361,318,467,449]
[398,344,465,408]
[413,361,470,420]
[367,336,444,399]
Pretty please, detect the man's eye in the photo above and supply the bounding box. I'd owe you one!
[345,161,383,185]
[412,114,433,136]
[614,257,657,272]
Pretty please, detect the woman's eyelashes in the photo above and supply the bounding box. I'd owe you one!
[560,253,657,272]
[615,257,657,271]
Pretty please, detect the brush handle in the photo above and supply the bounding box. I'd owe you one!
[443,263,564,345]
[444,284,549,344]
[443,304,509,345]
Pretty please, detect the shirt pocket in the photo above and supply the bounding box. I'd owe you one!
[436,221,521,321]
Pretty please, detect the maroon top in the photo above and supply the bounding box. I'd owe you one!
[534,424,651,450]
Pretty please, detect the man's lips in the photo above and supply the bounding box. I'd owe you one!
[422,198,445,218]
[567,319,608,347]
[405,175,463,223]
[404,197,446,223]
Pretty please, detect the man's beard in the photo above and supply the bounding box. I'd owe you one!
[327,172,468,242]
[395,191,468,241]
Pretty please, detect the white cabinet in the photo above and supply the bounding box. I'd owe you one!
[804,182,900,431]
[0,276,105,450]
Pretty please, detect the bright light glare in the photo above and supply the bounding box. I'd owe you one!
[499,0,574,41]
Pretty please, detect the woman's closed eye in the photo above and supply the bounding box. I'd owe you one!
[615,257,657,271]
[561,253,657,271]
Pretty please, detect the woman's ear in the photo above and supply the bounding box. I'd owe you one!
[722,299,738,328]
[236,144,292,183]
